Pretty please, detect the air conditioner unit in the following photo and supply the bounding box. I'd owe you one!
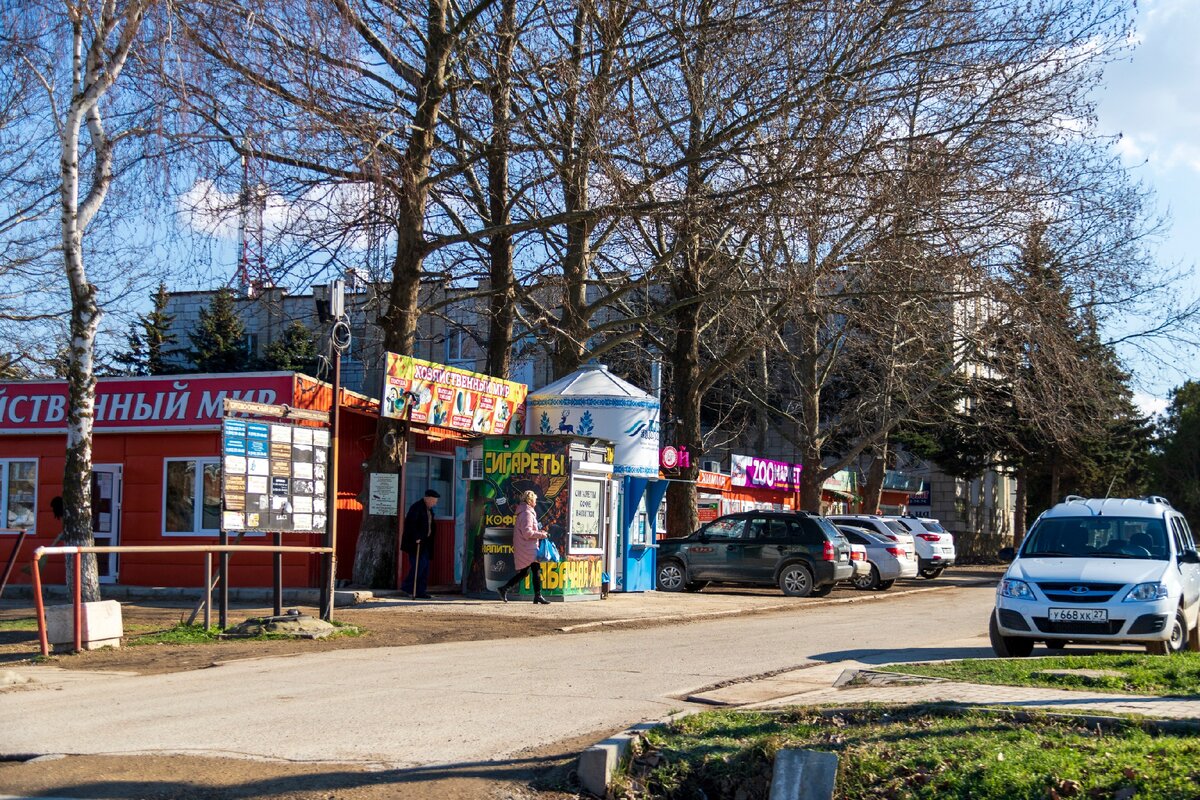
[700,460,722,473]
[461,459,485,481]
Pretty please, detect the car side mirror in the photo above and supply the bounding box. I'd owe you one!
[998,546,1016,563]
[1179,550,1200,565]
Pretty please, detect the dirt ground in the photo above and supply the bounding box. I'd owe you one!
[0,567,1004,799]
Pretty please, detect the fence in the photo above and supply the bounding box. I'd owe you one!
[31,543,333,656]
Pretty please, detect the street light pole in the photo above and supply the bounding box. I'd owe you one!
[320,279,348,621]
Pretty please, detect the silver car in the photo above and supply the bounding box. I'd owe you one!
[838,525,919,590]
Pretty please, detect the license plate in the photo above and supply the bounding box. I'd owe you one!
[1049,608,1107,623]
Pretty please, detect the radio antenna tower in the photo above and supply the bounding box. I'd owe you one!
[232,138,273,298]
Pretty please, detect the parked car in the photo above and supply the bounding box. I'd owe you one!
[656,511,854,597]
[887,516,957,578]
[827,514,916,553]
[991,495,1200,657]
[837,525,918,590]
[847,542,871,583]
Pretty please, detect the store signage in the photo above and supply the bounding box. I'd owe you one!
[730,454,802,491]
[381,354,526,435]
[220,418,329,532]
[909,482,931,506]
[696,470,731,491]
[659,445,690,470]
[0,373,295,433]
[570,478,604,550]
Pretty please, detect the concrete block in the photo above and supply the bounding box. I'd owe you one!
[578,722,659,797]
[45,600,123,651]
[769,749,838,800]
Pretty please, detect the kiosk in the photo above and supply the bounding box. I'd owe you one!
[462,435,613,600]
[525,365,661,592]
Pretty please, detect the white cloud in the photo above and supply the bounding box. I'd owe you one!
[1133,391,1168,419]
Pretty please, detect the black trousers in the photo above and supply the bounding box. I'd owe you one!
[500,563,542,596]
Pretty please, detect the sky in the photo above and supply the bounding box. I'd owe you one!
[1094,0,1200,417]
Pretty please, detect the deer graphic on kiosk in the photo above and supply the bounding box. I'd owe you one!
[558,411,574,434]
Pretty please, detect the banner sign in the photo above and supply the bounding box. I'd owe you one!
[381,354,526,435]
[730,454,803,491]
[0,373,295,433]
[221,418,329,532]
[464,437,602,598]
[696,470,731,492]
[659,445,690,470]
[909,482,931,506]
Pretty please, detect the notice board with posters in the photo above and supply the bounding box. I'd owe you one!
[220,418,330,532]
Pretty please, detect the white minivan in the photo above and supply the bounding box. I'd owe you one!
[992,496,1200,656]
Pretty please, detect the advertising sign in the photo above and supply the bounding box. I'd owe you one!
[730,454,802,491]
[464,437,603,598]
[570,478,604,551]
[909,482,931,506]
[0,373,295,433]
[221,418,329,532]
[381,354,526,435]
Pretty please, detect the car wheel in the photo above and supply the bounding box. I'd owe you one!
[683,581,709,592]
[1147,608,1188,655]
[920,566,945,579]
[989,611,1034,657]
[852,565,880,591]
[1044,639,1069,651]
[778,563,814,597]
[875,579,895,591]
[656,560,687,592]
[811,583,834,597]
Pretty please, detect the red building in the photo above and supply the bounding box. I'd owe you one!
[0,372,461,591]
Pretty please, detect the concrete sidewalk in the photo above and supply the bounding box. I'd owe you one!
[690,656,1200,721]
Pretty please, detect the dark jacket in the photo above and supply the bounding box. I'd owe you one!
[401,499,434,555]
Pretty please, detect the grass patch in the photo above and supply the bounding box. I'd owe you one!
[0,617,38,632]
[127,624,223,646]
[616,706,1200,799]
[889,653,1200,696]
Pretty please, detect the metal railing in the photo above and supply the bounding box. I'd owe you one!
[31,543,333,656]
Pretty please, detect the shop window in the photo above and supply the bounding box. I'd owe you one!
[164,458,221,535]
[403,455,454,518]
[0,459,37,533]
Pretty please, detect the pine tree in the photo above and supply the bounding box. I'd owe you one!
[116,284,179,375]
[188,288,250,373]
[262,321,320,375]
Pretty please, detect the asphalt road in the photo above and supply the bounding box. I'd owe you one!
[0,582,997,768]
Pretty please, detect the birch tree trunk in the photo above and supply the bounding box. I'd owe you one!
[58,1,150,602]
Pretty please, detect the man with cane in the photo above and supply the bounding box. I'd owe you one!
[401,489,440,599]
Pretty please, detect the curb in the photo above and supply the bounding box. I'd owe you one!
[558,581,974,633]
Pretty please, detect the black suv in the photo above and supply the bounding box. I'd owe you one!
[656,511,854,597]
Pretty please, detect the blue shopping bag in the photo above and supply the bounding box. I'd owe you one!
[537,537,562,562]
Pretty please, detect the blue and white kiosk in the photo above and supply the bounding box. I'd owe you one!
[525,365,662,592]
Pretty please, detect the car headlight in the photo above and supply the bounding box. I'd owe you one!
[999,579,1034,600]
[1123,582,1169,602]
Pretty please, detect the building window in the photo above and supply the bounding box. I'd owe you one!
[404,455,454,518]
[0,459,37,532]
[164,458,221,535]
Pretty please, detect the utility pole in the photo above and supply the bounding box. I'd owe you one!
[316,279,348,620]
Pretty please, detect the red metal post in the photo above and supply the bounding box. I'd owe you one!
[32,550,48,657]
[73,550,82,653]
[0,529,27,600]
